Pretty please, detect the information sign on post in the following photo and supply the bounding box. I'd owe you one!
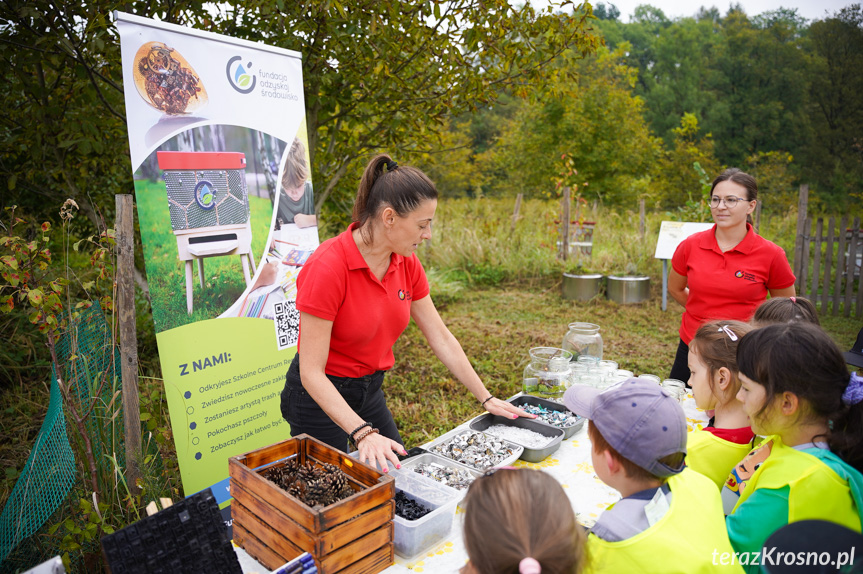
[654,221,714,310]
[115,12,316,528]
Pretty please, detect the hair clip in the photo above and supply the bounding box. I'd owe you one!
[718,325,738,341]
[790,296,797,303]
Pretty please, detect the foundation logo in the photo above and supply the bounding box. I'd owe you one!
[226,56,256,94]
[735,270,756,282]
[194,180,216,210]
[398,289,412,301]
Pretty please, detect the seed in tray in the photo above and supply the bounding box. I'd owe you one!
[395,491,432,520]
[430,431,515,470]
[411,462,475,490]
[517,403,580,428]
[484,424,555,449]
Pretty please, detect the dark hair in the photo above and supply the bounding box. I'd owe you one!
[588,421,685,483]
[352,153,437,244]
[711,168,758,202]
[736,323,861,471]
[711,168,757,226]
[690,320,753,402]
[462,468,587,574]
[752,297,820,327]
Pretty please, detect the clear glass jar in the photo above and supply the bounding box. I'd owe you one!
[562,322,603,362]
[523,347,574,399]
[661,379,688,403]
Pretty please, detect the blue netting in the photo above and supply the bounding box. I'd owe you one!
[0,303,127,572]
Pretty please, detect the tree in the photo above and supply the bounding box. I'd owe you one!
[803,5,863,209]
[476,44,661,205]
[0,0,602,227]
[654,112,720,208]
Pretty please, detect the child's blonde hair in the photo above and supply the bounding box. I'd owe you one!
[281,138,309,190]
[462,468,587,574]
[690,320,753,403]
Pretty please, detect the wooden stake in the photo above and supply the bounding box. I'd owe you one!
[116,194,142,496]
[511,193,523,234]
[639,198,645,239]
[793,184,808,293]
[561,187,571,262]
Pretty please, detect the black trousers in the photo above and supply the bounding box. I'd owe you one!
[669,338,691,386]
[280,353,403,452]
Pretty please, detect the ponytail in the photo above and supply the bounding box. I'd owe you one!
[352,153,437,244]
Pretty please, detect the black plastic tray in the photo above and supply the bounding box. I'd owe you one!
[507,394,585,439]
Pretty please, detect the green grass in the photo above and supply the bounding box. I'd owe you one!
[134,179,273,332]
[384,282,861,448]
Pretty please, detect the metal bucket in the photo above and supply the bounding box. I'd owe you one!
[562,273,603,301]
[606,275,650,304]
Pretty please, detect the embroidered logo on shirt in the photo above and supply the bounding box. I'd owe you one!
[398,289,412,301]
[735,270,756,282]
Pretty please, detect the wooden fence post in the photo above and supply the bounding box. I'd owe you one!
[844,218,861,318]
[793,184,808,293]
[511,193,523,234]
[833,215,849,315]
[116,194,142,496]
[560,187,571,261]
[754,200,762,234]
[639,198,645,239]
[801,218,812,298]
[821,217,835,313]
[810,218,823,301]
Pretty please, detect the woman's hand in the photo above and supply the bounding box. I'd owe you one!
[483,397,535,419]
[356,431,406,473]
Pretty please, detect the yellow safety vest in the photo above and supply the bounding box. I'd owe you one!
[587,468,743,573]
[731,437,862,532]
[687,429,753,490]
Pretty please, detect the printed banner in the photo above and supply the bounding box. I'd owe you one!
[115,12,318,520]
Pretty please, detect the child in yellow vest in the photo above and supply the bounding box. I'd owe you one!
[686,320,756,489]
[723,323,863,573]
[564,378,742,573]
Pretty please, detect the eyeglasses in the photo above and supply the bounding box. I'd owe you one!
[710,195,750,209]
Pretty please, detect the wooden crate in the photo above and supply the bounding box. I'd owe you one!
[229,434,395,574]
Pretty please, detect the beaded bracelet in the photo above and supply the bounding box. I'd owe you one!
[481,395,495,407]
[349,422,373,442]
[354,427,379,444]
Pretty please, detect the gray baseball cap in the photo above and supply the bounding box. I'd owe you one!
[563,378,687,478]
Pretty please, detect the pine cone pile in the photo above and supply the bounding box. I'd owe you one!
[264,460,355,509]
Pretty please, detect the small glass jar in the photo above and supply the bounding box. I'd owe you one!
[661,379,688,403]
[579,374,603,389]
[613,369,634,380]
[523,347,574,399]
[562,322,603,362]
[638,374,661,385]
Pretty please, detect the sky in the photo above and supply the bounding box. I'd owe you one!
[601,0,852,21]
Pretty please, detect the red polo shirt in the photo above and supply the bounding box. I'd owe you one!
[671,223,795,344]
[296,223,430,378]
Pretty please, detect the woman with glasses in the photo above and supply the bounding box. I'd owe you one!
[667,168,796,383]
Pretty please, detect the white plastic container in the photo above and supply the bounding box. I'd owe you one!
[391,469,460,558]
[400,452,481,495]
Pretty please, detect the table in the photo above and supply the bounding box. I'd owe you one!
[236,390,711,573]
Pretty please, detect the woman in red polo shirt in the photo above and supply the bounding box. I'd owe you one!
[667,168,796,382]
[280,154,530,472]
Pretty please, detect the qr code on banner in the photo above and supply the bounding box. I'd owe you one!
[273,300,299,350]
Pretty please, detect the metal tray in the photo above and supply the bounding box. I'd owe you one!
[469,414,564,463]
[425,428,523,471]
[507,394,585,439]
